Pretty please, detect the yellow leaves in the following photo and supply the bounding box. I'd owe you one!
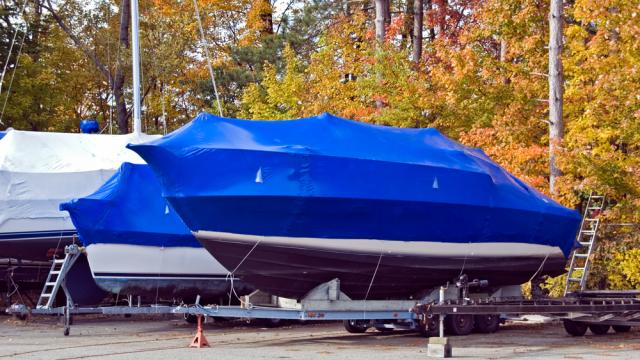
[606,248,640,289]
[240,45,305,120]
[241,0,273,45]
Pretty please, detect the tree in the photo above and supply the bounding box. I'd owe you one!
[43,0,132,133]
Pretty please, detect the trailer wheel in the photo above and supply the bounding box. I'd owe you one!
[612,325,631,333]
[588,324,610,335]
[563,320,588,336]
[418,315,439,337]
[445,314,474,336]
[184,314,199,324]
[343,320,370,333]
[474,314,500,333]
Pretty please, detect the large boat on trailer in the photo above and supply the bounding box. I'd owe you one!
[60,163,254,302]
[130,112,582,300]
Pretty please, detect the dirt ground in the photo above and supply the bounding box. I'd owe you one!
[0,315,639,359]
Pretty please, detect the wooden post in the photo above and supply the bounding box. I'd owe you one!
[548,0,564,195]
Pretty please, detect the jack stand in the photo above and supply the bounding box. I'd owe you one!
[189,315,210,348]
[427,286,452,358]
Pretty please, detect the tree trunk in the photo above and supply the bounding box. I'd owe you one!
[548,0,564,195]
[374,0,386,43]
[382,0,391,27]
[402,0,414,49]
[374,0,387,110]
[427,0,436,41]
[412,0,423,62]
[114,0,130,134]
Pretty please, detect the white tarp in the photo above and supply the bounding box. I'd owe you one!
[0,129,160,235]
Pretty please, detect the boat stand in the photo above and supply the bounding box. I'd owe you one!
[189,315,210,348]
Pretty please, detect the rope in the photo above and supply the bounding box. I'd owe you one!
[225,238,262,305]
[161,80,167,135]
[0,25,27,125]
[361,250,383,320]
[0,0,29,99]
[191,0,223,116]
[527,252,551,283]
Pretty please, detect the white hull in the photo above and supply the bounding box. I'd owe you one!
[86,243,229,279]
[84,243,253,300]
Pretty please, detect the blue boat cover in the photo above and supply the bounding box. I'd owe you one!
[130,113,581,256]
[60,162,199,248]
[0,131,5,140]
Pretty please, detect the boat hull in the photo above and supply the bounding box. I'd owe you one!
[85,243,253,301]
[196,231,566,300]
[0,230,76,261]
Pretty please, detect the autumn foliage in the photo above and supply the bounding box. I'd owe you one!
[1,0,639,289]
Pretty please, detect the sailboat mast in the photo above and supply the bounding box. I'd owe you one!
[130,0,142,135]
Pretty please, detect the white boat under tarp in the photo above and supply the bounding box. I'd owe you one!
[0,129,160,261]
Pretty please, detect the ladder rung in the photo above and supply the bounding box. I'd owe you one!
[574,253,589,258]
[45,282,57,286]
[589,196,604,199]
[572,267,586,271]
[581,230,596,234]
[568,278,582,282]
[579,241,592,246]
[54,259,66,264]
[50,271,61,275]
[587,207,603,210]
[40,294,52,297]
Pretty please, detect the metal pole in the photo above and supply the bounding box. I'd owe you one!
[130,0,142,135]
[439,286,445,337]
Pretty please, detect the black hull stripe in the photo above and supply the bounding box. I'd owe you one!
[0,230,76,240]
[93,272,230,279]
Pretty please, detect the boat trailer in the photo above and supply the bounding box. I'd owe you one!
[6,275,640,358]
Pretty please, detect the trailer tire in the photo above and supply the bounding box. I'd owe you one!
[184,314,198,324]
[344,320,369,334]
[563,320,588,336]
[588,324,610,335]
[474,314,500,333]
[445,314,474,336]
[418,315,439,337]
[612,325,631,333]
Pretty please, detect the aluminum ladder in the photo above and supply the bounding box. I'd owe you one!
[36,244,82,309]
[564,193,606,296]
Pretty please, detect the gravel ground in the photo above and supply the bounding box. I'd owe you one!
[1,315,639,359]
